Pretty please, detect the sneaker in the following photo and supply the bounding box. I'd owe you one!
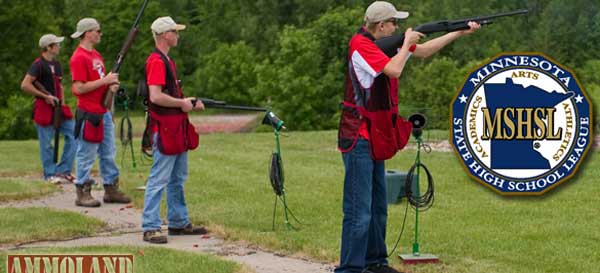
[365,264,404,273]
[46,176,62,184]
[168,223,208,235]
[143,230,167,244]
[56,173,76,183]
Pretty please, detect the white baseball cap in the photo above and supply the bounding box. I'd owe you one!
[39,34,64,48]
[364,1,409,24]
[151,16,186,35]
[71,18,100,38]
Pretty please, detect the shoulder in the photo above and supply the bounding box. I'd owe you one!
[27,58,42,75]
[29,58,42,68]
[349,34,375,49]
[146,52,162,63]
[70,48,86,62]
[146,53,166,69]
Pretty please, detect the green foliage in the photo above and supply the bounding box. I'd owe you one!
[188,42,259,105]
[0,0,598,138]
[579,60,600,132]
[252,7,363,130]
[0,96,37,140]
[400,57,464,129]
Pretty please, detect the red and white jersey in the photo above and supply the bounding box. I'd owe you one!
[349,34,394,90]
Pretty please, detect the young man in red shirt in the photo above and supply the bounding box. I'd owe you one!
[336,2,480,273]
[21,34,76,184]
[69,18,131,207]
[141,16,206,244]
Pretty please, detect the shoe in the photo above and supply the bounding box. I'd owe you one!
[46,176,62,184]
[365,264,404,273]
[143,230,167,244]
[56,173,75,184]
[75,180,101,207]
[168,223,208,235]
[103,179,132,203]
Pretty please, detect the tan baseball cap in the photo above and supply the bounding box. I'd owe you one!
[39,34,64,48]
[151,16,186,34]
[364,1,409,24]
[71,18,100,38]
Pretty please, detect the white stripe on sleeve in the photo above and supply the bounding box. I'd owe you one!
[351,50,379,88]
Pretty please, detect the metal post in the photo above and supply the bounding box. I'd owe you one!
[413,137,422,255]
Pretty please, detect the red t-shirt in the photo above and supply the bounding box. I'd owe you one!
[146,51,181,132]
[348,33,399,139]
[146,52,179,89]
[69,46,107,114]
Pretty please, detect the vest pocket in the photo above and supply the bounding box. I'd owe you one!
[32,99,53,126]
[155,114,187,155]
[82,115,104,143]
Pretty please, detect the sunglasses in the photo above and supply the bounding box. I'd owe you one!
[383,19,399,26]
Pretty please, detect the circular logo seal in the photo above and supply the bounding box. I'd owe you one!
[450,53,593,195]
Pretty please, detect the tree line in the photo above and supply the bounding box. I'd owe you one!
[0,0,598,139]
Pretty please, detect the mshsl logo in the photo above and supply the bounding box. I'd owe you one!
[450,53,593,195]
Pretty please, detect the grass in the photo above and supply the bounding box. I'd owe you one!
[0,246,250,273]
[1,131,598,273]
[0,179,58,202]
[0,207,105,244]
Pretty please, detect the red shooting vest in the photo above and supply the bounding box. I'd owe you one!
[337,28,411,160]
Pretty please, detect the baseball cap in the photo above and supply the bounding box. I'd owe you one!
[151,16,186,35]
[71,18,100,38]
[364,1,409,24]
[39,34,64,48]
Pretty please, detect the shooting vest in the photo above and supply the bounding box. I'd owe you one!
[148,49,184,114]
[31,57,73,126]
[142,49,198,155]
[337,28,411,160]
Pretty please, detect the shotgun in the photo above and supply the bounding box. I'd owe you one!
[102,0,150,110]
[375,9,529,57]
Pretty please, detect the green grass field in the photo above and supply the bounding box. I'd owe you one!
[0,179,57,202]
[0,207,105,244]
[1,131,598,273]
[0,246,249,273]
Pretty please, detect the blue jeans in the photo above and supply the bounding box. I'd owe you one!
[335,138,388,273]
[75,112,119,185]
[35,119,77,179]
[142,133,190,232]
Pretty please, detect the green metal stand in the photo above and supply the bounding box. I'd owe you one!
[269,124,301,231]
[275,128,292,230]
[412,137,422,255]
[119,94,136,170]
[400,136,439,264]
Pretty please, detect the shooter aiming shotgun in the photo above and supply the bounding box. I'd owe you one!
[375,9,529,57]
[102,0,150,110]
